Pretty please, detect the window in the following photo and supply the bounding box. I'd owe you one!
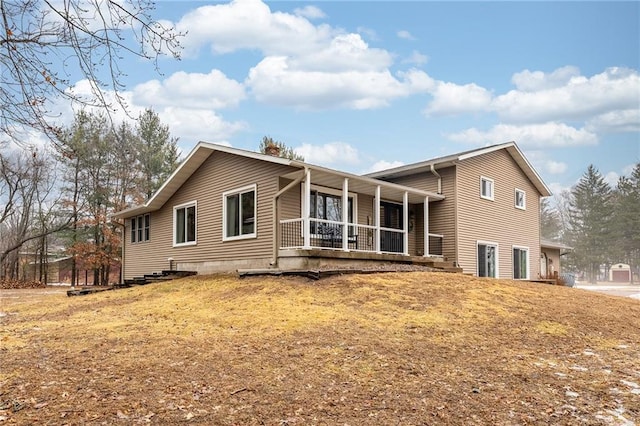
[515,189,526,210]
[477,242,498,278]
[513,247,529,279]
[130,214,150,243]
[480,176,494,200]
[306,185,357,236]
[174,202,196,246]
[223,185,256,241]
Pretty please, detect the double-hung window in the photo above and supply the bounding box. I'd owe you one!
[480,176,494,201]
[223,185,256,241]
[174,202,197,246]
[515,189,526,210]
[130,214,150,243]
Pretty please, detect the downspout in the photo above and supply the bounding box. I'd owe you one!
[430,164,442,194]
[271,169,308,267]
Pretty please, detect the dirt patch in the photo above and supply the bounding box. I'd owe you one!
[1,272,639,425]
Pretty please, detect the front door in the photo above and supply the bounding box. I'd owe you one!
[380,202,403,253]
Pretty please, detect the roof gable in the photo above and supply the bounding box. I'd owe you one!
[366,141,551,197]
[112,142,299,218]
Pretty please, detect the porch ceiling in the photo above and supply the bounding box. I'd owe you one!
[281,166,444,204]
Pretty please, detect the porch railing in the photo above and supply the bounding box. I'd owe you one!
[279,219,443,256]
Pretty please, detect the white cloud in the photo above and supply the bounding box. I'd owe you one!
[290,33,393,72]
[293,5,326,19]
[622,163,637,176]
[518,150,567,177]
[604,171,620,187]
[295,142,360,166]
[544,160,569,175]
[54,78,247,145]
[586,109,640,133]
[402,50,428,66]
[132,70,246,110]
[424,81,493,116]
[364,160,405,174]
[174,0,335,57]
[548,182,571,198]
[494,67,640,124]
[446,122,598,148]
[159,107,247,142]
[247,57,433,109]
[511,66,581,92]
[397,30,415,41]
[170,0,434,110]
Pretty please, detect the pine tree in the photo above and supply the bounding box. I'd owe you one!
[136,108,180,200]
[612,163,640,282]
[540,197,563,241]
[567,165,613,283]
[259,136,304,161]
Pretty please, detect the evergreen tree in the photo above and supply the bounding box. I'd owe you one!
[567,165,613,283]
[259,136,304,161]
[540,197,563,242]
[612,163,640,282]
[136,108,180,200]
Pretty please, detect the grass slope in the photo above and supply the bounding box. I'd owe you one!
[1,272,639,425]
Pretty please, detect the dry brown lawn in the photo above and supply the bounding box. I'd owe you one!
[1,272,639,425]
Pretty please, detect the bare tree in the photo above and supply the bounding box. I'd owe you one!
[0,148,68,279]
[0,0,183,143]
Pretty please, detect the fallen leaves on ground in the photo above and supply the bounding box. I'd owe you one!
[1,272,639,425]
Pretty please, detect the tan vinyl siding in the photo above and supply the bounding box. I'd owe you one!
[279,178,301,220]
[384,166,457,262]
[456,150,542,278]
[122,152,298,279]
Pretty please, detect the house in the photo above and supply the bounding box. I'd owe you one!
[112,141,551,281]
[367,143,551,278]
[540,240,573,280]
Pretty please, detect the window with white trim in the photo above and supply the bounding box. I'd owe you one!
[223,185,256,241]
[174,202,197,246]
[480,176,494,200]
[130,214,150,243]
[513,246,529,279]
[515,188,526,210]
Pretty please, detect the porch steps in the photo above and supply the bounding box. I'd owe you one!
[123,270,196,287]
[68,270,197,296]
[422,260,463,274]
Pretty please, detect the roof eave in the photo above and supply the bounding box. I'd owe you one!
[111,142,298,219]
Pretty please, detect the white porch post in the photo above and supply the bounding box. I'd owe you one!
[423,196,429,257]
[342,177,349,251]
[403,191,409,256]
[375,185,381,254]
[303,168,311,249]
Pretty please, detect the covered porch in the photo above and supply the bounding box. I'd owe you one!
[273,166,445,266]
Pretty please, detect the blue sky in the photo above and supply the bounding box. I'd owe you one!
[56,0,640,197]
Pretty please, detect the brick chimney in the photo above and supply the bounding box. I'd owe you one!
[265,143,280,157]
